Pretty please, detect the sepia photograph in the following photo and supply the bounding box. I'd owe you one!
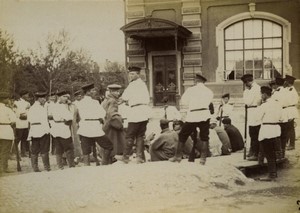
[0,0,299,212]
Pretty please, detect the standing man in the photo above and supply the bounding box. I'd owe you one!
[169,73,213,165]
[257,86,282,181]
[241,74,262,161]
[76,83,113,166]
[120,66,151,164]
[46,91,57,155]
[284,75,299,150]
[0,92,17,174]
[51,90,75,169]
[13,90,31,157]
[27,92,51,172]
[102,84,126,157]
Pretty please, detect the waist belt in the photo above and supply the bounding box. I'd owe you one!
[0,123,10,125]
[247,106,257,108]
[262,122,279,125]
[190,108,208,112]
[54,120,65,123]
[283,105,296,109]
[85,119,100,121]
[31,122,41,125]
[131,103,147,108]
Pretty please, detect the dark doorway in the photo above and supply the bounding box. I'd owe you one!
[153,55,177,106]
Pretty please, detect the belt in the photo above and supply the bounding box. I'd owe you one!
[131,103,147,108]
[31,122,41,125]
[247,106,257,108]
[85,119,100,121]
[262,122,279,125]
[54,120,65,123]
[0,123,10,125]
[190,108,208,112]
[283,105,296,109]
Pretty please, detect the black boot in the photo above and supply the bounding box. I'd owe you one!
[200,141,208,165]
[41,153,51,171]
[66,150,75,168]
[31,154,40,172]
[169,142,184,163]
[136,137,145,164]
[56,155,64,170]
[259,160,277,181]
[83,155,90,166]
[101,149,111,165]
[122,139,134,164]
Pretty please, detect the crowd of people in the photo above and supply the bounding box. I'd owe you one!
[0,66,298,182]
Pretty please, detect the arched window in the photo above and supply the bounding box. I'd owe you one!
[215,11,291,82]
[224,19,282,80]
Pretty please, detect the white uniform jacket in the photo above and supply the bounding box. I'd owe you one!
[243,82,262,126]
[50,103,73,139]
[284,86,299,120]
[13,98,30,129]
[218,103,233,118]
[77,96,106,137]
[27,101,50,138]
[181,83,213,123]
[121,78,152,123]
[0,103,16,140]
[272,86,288,123]
[257,98,281,141]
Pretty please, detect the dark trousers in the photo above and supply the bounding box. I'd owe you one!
[15,128,29,154]
[279,122,288,151]
[261,138,277,177]
[80,135,113,155]
[179,119,210,143]
[0,139,12,172]
[31,134,50,155]
[286,119,295,148]
[249,125,261,156]
[124,121,148,157]
[54,137,74,155]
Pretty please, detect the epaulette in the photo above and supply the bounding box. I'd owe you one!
[289,88,293,91]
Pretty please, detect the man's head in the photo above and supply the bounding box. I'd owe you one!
[107,84,122,98]
[48,91,57,103]
[160,119,169,130]
[128,66,141,82]
[284,75,296,87]
[20,90,30,101]
[74,90,83,101]
[260,86,272,102]
[222,118,232,128]
[57,90,71,104]
[35,91,47,106]
[195,73,207,83]
[241,74,253,88]
[0,91,10,104]
[221,93,230,104]
[173,120,184,131]
[82,83,97,98]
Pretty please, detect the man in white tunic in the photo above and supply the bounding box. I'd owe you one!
[13,90,31,157]
[257,86,282,181]
[27,92,51,172]
[120,66,151,164]
[76,83,113,166]
[0,92,16,174]
[51,90,75,169]
[284,75,299,150]
[169,73,213,165]
[241,74,262,161]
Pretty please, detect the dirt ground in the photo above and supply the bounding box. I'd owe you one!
[0,110,300,213]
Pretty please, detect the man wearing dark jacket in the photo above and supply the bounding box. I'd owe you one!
[222,118,244,152]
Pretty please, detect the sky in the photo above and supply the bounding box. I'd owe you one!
[0,0,125,65]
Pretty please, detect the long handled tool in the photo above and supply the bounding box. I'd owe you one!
[243,105,248,160]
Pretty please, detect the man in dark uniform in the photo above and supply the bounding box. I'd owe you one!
[222,118,244,152]
[169,73,213,165]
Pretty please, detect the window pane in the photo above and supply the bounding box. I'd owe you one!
[245,50,262,69]
[264,38,282,48]
[225,51,243,70]
[263,21,282,37]
[225,22,243,39]
[254,70,263,79]
[244,20,262,38]
[245,39,262,49]
[236,69,243,79]
[226,40,243,50]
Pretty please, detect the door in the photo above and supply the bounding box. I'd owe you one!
[153,55,177,106]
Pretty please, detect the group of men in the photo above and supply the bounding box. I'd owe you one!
[0,66,298,182]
